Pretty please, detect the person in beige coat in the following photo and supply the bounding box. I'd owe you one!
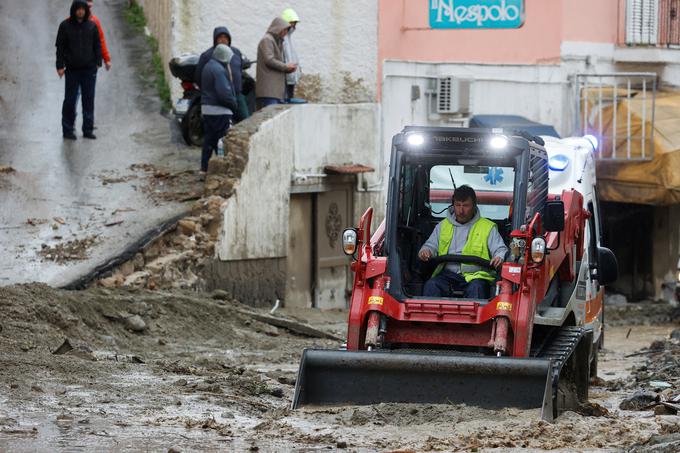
[255,17,297,110]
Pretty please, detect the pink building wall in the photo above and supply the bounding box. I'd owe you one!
[560,0,621,44]
[378,0,623,96]
[379,0,621,64]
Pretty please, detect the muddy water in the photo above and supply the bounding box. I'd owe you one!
[0,285,676,452]
[600,324,676,376]
[590,325,676,423]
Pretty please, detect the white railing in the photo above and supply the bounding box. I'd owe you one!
[573,73,656,161]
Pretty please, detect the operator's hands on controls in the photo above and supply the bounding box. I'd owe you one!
[418,248,433,262]
[419,248,504,268]
[489,256,503,268]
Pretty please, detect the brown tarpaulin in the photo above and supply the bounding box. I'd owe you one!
[582,89,680,205]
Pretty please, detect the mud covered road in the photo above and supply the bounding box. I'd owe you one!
[0,0,201,287]
[0,284,678,452]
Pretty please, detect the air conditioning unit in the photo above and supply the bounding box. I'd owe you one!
[437,77,472,114]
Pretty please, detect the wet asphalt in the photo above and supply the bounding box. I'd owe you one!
[0,0,199,286]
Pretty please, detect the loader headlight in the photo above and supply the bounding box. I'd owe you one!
[342,228,358,255]
[531,237,547,263]
[490,135,508,149]
[407,133,424,146]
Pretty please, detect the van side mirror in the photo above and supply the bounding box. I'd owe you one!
[597,246,618,285]
[543,201,564,232]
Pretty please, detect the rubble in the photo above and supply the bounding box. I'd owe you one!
[629,433,680,453]
[630,337,680,389]
[124,315,147,332]
[620,390,659,410]
[605,293,628,306]
[605,301,679,327]
[39,236,98,263]
[617,335,680,419]
[93,196,225,290]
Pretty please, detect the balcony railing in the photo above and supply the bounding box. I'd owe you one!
[573,73,657,162]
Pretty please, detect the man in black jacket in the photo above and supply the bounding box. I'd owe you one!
[195,26,249,122]
[56,0,102,140]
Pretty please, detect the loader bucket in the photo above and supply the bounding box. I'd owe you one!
[292,349,555,421]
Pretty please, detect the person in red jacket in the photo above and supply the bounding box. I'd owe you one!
[87,0,111,70]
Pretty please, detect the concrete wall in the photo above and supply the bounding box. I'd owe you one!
[210,103,382,306]
[136,0,175,93]
[216,103,381,261]
[205,257,286,307]
[140,0,378,102]
[217,109,296,261]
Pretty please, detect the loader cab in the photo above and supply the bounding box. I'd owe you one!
[384,127,549,302]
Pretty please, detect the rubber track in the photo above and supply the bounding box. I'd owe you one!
[532,326,586,395]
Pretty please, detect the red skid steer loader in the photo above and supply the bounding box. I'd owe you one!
[292,127,618,421]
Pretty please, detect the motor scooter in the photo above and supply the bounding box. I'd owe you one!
[169,54,256,147]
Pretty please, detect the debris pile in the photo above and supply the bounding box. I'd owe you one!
[620,334,680,416]
[102,163,204,203]
[97,196,226,290]
[92,110,285,291]
[606,301,680,326]
[135,165,202,203]
[39,236,99,263]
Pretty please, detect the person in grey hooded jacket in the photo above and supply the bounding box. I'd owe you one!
[255,17,297,109]
[195,26,249,121]
[419,185,508,299]
[200,44,237,173]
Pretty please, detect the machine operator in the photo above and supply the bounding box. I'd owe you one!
[418,185,508,299]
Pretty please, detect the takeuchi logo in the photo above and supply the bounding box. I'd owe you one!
[431,0,523,28]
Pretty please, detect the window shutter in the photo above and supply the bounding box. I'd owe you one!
[627,0,659,44]
[627,0,643,44]
[642,0,659,44]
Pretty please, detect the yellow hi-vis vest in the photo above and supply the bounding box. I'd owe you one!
[432,217,497,282]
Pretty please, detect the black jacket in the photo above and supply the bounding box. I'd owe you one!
[195,26,245,94]
[55,0,102,70]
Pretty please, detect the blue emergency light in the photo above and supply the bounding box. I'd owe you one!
[548,154,570,172]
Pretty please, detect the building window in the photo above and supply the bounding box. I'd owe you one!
[626,0,660,45]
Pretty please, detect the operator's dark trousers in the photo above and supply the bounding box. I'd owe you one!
[423,269,490,299]
[201,114,231,172]
[62,67,97,136]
